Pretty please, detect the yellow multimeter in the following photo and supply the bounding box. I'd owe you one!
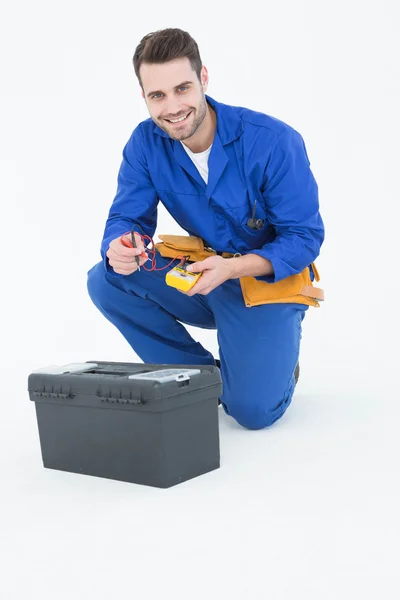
[165,263,202,292]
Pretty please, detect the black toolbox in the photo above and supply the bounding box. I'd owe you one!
[28,360,222,488]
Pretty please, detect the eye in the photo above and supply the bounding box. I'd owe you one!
[151,86,188,99]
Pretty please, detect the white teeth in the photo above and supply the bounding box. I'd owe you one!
[169,113,189,123]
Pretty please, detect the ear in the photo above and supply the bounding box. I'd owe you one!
[201,65,209,90]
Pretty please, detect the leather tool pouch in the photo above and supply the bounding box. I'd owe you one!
[239,263,324,308]
[155,234,324,308]
[154,234,214,262]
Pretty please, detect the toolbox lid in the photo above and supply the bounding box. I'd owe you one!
[28,360,222,412]
[31,362,99,375]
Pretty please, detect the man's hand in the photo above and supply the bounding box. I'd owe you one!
[179,255,234,296]
[106,233,149,275]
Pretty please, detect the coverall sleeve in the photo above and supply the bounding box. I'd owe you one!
[100,125,159,277]
[249,127,325,283]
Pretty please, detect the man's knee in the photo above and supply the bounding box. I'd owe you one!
[87,261,109,306]
[224,389,294,430]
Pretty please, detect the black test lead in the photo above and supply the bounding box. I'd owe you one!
[130,227,141,272]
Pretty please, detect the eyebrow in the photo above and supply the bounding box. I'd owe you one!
[146,81,193,98]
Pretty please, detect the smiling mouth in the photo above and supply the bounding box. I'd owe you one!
[165,111,192,124]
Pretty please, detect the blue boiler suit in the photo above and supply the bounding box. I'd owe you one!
[87,94,325,430]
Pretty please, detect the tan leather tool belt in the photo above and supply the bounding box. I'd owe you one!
[155,234,324,308]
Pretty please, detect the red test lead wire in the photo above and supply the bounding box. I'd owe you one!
[120,230,187,272]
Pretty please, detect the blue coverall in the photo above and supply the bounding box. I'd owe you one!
[87,94,325,430]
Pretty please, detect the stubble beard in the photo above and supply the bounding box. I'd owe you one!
[160,94,208,141]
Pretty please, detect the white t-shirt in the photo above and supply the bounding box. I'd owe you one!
[181,142,212,184]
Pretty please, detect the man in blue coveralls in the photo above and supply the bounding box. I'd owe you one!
[87,28,325,430]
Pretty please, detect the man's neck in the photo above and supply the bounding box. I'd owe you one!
[182,104,216,153]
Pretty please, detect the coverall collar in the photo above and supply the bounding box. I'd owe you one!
[152,95,243,199]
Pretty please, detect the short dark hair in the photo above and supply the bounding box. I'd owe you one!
[133,28,203,89]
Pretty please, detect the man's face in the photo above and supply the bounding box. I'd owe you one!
[140,57,208,142]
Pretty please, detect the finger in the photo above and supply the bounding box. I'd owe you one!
[121,246,146,257]
[139,253,149,265]
[108,254,137,264]
[109,240,140,258]
[186,260,210,273]
[108,248,144,262]
[184,284,200,296]
[119,236,146,255]
[185,262,199,272]
[110,250,149,271]
[109,255,137,270]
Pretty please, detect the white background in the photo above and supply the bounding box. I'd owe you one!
[1,0,399,598]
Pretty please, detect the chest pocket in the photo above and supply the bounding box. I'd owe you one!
[215,199,273,250]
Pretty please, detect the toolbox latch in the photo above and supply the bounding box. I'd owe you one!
[176,373,190,381]
[32,391,75,400]
[96,390,142,405]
